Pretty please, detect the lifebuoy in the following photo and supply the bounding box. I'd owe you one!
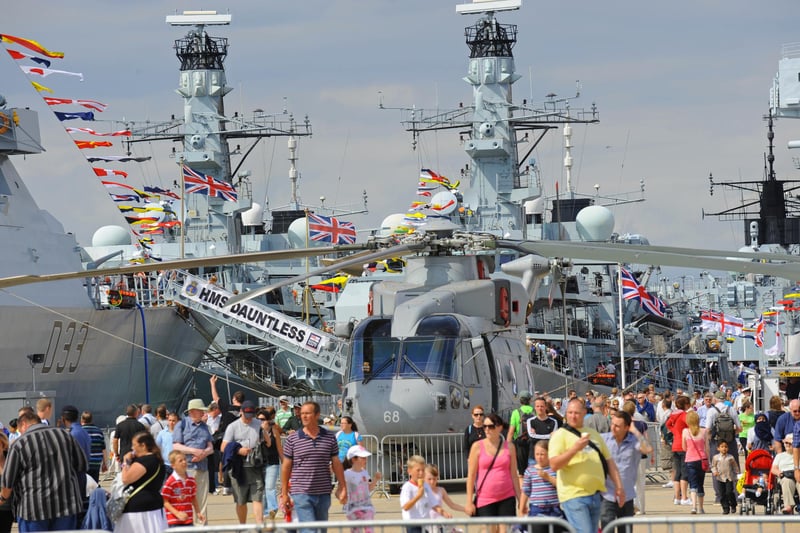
[0,112,9,135]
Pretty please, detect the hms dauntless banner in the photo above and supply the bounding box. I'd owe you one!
[181,275,329,355]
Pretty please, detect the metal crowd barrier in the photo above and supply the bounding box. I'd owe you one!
[644,422,670,485]
[170,516,575,533]
[377,433,467,492]
[601,515,800,533]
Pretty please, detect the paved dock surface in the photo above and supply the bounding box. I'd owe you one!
[193,474,759,529]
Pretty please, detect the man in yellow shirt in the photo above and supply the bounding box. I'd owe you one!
[549,398,625,533]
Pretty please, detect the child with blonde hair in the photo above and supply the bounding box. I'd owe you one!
[425,464,465,520]
[162,450,205,527]
[400,455,434,533]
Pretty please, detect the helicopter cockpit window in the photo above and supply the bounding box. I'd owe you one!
[349,318,395,381]
[399,316,459,380]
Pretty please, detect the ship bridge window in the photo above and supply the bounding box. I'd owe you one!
[398,316,460,380]
[349,318,397,382]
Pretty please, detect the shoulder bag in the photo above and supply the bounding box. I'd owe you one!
[107,464,161,524]
[562,424,609,478]
[688,434,709,471]
[472,439,503,506]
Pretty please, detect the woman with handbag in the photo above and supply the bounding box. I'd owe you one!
[114,431,166,533]
[465,413,520,533]
[681,411,709,515]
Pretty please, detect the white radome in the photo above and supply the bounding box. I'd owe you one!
[575,205,615,242]
[380,213,408,236]
[241,202,263,227]
[91,225,131,247]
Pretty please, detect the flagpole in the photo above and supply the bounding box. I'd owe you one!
[179,158,185,259]
[618,264,626,390]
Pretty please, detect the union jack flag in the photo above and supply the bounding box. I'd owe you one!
[620,267,666,317]
[183,165,237,201]
[307,213,357,244]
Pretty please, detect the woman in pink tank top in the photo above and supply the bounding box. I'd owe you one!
[465,413,520,533]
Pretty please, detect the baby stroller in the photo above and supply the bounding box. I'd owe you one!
[740,449,775,514]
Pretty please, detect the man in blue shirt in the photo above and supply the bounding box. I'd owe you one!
[635,392,655,423]
[775,399,800,454]
[61,405,91,463]
[173,398,214,525]
[600,411,652,533]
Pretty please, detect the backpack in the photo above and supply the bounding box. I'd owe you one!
[515,407,535,441]
[711,405,735,443]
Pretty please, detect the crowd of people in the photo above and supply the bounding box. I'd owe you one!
[1,376,799,533]
[0,376,350,533]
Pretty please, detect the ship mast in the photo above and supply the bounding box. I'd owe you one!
[122,10,312,258]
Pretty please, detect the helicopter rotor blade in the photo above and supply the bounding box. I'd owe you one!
[223,242,426,307]
[498,240,800,280]
[0,244,367,290]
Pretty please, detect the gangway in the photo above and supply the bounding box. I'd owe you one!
[166,272,347,376]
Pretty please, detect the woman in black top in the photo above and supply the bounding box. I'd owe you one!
[259,407,284,520]
[114,431,166,533]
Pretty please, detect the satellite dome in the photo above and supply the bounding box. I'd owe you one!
[575,205,614,242]
[287,217,328,248]
[241,202,263,227]
[92,225,131,246]
[379,213,407,236]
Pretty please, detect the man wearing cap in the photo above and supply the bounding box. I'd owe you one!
[222,400,265,526]
[283,403,303,434]
[275,396,292,429]
[173,398,214,525]
[771,434,798,514]
[281,401,346,532]
[507,392,534,475]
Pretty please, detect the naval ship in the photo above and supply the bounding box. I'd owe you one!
[77,12,364,397]
[0,97,219,427]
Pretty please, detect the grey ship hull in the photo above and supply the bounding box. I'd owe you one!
[0,303,216,427]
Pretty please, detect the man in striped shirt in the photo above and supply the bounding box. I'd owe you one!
[280,401,346,532]
[0,410,88,530]
[81,410,107,483]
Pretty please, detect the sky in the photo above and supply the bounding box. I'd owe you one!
[4,0,800,259]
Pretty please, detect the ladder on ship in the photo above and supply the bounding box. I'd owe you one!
[164,271,347,376]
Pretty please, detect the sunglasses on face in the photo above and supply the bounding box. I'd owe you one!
[473,412,484,417]
[483,424,495,429]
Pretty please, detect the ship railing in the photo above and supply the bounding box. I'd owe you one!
[88,269,179,310]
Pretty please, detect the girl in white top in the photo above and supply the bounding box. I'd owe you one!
[343,445,381,533]
[425,464,465,521]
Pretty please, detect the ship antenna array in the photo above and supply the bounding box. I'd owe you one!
[166,10,232,27]
[456,0,522,15]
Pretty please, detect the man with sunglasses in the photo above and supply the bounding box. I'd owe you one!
[463,406,487,458]
[549,398,625,533]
